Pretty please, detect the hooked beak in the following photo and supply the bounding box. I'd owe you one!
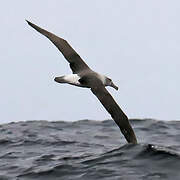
[111,82,119,90]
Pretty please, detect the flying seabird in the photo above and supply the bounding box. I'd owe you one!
[26,20,137,144]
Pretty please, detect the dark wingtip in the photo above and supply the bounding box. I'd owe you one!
[25,20,48,36]
[25,20,32,26]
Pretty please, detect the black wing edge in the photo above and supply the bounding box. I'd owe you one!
[26,20,90,73]
[91,86,137,144]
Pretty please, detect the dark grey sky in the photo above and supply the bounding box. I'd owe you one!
[1,1,180,123]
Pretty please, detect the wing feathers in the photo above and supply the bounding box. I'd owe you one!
[91,85,137,144]
[26,20,90,73]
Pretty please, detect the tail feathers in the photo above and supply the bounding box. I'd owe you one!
[54,76,67,83]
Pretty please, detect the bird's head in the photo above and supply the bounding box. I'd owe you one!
[105,77,118,90]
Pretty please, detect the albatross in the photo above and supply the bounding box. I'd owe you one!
[26,20,137,144]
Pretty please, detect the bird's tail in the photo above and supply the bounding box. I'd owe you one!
[54,76,67,83]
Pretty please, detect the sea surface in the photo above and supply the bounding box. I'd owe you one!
[0,119,180,180]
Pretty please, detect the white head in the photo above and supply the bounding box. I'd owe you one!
[105,77,118,90]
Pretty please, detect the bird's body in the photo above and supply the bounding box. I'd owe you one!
[55,71,107,88]
[26,20,137,144]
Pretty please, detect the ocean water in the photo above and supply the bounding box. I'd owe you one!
[0,119,180,180]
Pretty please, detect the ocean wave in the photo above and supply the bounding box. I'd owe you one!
[0,119,180,179]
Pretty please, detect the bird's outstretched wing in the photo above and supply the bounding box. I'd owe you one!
[91,83,137,144]
[26,20,90,74]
